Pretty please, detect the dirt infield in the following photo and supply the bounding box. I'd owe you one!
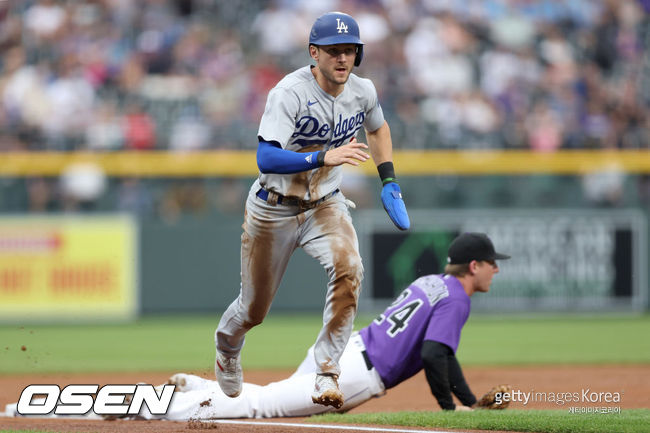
[1,365,648,433]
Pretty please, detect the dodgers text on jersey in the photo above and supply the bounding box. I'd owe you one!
[291,112,365,148]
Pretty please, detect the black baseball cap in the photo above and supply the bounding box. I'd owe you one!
[447,232,510,264]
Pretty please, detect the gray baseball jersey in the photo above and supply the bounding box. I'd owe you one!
[257,65,385,201]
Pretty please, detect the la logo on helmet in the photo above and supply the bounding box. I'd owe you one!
[336,18,348,34]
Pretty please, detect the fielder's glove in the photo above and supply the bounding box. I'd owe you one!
[475,384,512,410]
[381,182,410,230]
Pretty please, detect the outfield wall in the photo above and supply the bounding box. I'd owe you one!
[2,206,646,319]
[135,207,649,314]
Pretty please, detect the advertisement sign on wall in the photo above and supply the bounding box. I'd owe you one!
[0,215,138,321]
[359,210,647,312]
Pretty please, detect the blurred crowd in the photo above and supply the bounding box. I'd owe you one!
[1,0,649,152]
[0,0,649,216]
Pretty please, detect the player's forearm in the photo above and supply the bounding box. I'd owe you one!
[365,121,393,166]
[372,120,409,230]
[447,353,477,407]
[421,340,456,410]
[256,140,325,174]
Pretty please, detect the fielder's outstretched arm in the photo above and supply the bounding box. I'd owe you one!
[421,340,475,410]
[446,352,477,407]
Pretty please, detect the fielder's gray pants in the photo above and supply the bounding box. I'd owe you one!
[216,185,363,376]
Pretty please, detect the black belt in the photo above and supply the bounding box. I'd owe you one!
[256,187,339,210]
[361,350,373,371]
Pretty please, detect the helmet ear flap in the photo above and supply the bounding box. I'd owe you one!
[354,45,363,67]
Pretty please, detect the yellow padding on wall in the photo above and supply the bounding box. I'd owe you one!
[0,150,648,177]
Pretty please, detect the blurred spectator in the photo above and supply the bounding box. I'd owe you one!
[0,0,645,153]
[0,0,647,213]
[42,55,95,150]
[354,6,391,44]
[123,102,156,150]
[461,92,501,144]
[0,3,21,51]
[117,178,155,217]
[1,47,50,147]
[241,56,284,123]
[404,15,476,96]
[250,3,306,60]
[479,47,540,100]
[86,100,124,151]
[582,166,626,207]
[23,0,66,41]
[169,106,211,151]
[59,162,107,212]
[27,177,58,212]
[488,11,536,51]
[526,100,564,152]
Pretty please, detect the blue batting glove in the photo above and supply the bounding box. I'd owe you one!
[381,182,410,230]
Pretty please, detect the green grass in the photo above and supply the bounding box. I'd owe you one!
[0,314,324,373]
[0,314,649,374]
[313,409,650,433]
[457,314,650,365]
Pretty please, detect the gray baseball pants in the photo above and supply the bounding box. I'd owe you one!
[215,184,363,376]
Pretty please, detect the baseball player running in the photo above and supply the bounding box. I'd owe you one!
[139,233,507,419]
[214,11,410,410]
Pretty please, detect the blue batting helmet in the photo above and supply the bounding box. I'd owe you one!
[309,12,364,67]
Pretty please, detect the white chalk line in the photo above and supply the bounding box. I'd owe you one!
[208,419,455,433]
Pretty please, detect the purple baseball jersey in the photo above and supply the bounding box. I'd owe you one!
[359,274,471,389]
